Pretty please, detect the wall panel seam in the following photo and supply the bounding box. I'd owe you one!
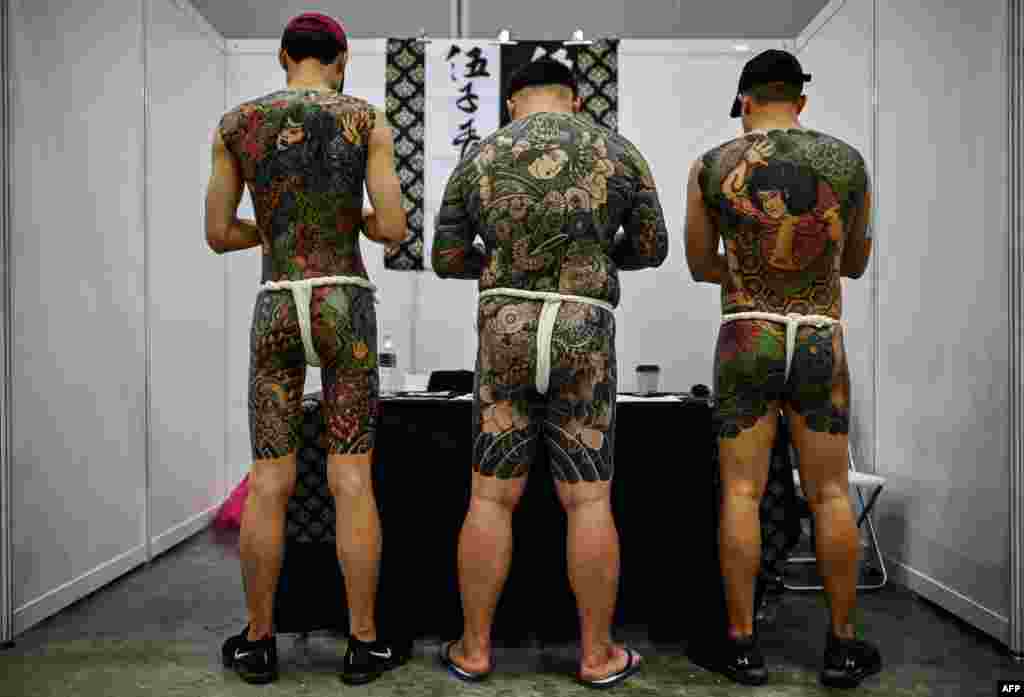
[0,0,14,644]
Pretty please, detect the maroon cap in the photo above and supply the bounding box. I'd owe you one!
[284,12,348,50]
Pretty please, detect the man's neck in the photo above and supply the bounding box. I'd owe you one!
[746,112,801,133]
[515,102,573,120]
[286,71,334,92]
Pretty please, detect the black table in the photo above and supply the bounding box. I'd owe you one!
[272,392,800,649]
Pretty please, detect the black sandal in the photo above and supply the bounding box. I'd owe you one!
[439,640,491,683]
[576,647,642,689]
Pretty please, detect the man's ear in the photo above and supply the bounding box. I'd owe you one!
[742,95,754,116]
[796,94,808,115]
[573,96,583,113]
[506,99,516,119]
[279,47,288,72]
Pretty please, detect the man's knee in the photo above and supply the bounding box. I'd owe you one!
[803,478,849,508]
[556,480,612,513]
[327,456,374,499]
[470,471,527,512]
[721,477,766,503]
[249,457,298,502]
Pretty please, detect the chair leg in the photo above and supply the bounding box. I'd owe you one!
[857,502,888,590]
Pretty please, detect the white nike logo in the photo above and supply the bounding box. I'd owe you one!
[369,648,392,659]
[234,649,255,660]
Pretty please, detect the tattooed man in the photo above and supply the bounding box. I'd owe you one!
[205,13,409,686]
[685,49,879,688]
[432,58,668,688]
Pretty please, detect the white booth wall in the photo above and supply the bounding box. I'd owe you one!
[9,0,228,634]
[875,0,1010,642]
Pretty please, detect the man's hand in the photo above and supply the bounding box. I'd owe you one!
[745,139,774,166]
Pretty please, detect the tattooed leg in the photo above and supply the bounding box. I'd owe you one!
[541,313,631,679]
[317,285,383,642]
[786,327,859,640]
[717,408,779,640]
[322,368,381,643]
[244,291,306,640]
[713,319,787,638]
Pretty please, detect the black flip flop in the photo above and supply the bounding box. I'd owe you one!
[439,640,491,683]
[576,647,642,690]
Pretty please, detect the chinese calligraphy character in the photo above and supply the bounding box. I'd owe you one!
[464,47,490,78]
[456,82,479,114]
[453,119,481,159]
[447,44,461,81]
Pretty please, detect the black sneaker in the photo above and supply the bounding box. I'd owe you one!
[341,636,410,685]
[221,625,279,684]
[821,632,882,688]
[717,635,768,686]
[691,634,768,686]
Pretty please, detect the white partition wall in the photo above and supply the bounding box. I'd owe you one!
[224,39,417,487]
[9,0,148,634]
[146,0,229,554]
[795,0,875,472]
[876,0,1010,642]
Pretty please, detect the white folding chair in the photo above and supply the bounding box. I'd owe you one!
[785,444,888,591]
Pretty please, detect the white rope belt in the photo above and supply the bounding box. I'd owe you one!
[260,276,378,367]
[479,288,615,395]
[721,311,846,382]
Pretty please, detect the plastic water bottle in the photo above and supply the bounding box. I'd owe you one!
[379,333,397,395]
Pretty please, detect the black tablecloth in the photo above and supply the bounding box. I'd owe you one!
[272,392,800,647]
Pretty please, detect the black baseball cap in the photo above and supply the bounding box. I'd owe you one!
[730,49,811,117]
[506,58,578,100]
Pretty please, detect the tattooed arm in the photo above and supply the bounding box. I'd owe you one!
[205,127,261,254]
[432,155,487,279]
[685,160,728,284]
[364,108,408,244]
[611,141,669,270]
[841,169,873,279]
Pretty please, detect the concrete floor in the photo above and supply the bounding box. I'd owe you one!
[1,528,1022,696]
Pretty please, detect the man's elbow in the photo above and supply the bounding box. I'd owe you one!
[652,243,669,268]
[841,258,869,280]
[379,212,408,244]
[686,257,707,282]
[431,256,452,279]
[206,228,227,254]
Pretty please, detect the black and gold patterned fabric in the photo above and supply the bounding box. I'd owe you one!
[385,38,426,270]
[575,39,619,132]
[285,396,336,543]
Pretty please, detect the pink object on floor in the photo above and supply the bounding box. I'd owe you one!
[213,474,249,531]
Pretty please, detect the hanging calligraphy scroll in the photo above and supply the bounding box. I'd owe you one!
[385,38,426,270]
[424,40,500,267]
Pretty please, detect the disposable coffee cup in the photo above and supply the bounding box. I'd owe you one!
[636,365,660,395]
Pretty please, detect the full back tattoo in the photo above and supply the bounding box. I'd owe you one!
[699,129,869,438]
[219,90,380,458]
[434,112,668,481]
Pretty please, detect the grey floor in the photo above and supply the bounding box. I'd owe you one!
[1,528,1022,697]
